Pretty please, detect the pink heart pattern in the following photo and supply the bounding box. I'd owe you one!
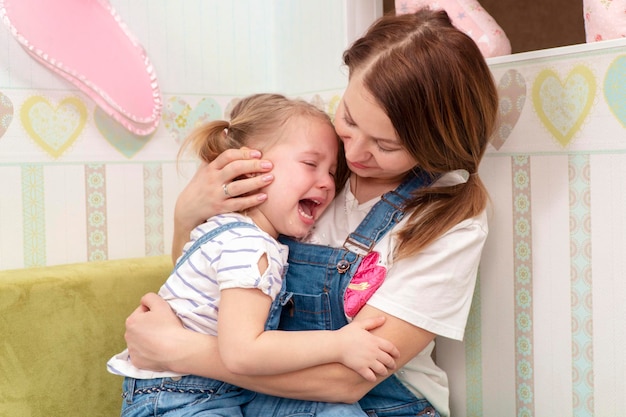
[490,69,527,150]
[344,251,387,318]
[0,91,14,139]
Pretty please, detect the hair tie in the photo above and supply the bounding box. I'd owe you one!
[457,169,478,184]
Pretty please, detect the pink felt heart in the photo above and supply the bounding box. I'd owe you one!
[344,251,386,318]
[1,0,161,135]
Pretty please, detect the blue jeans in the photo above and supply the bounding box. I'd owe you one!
[244,395,367,417]
[120,375,254,417]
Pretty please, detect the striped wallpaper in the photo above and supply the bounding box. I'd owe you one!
[436,39,626,417]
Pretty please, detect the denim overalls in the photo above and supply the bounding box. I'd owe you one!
[245,172,440,417]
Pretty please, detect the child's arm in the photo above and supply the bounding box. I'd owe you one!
[217,287,399,381]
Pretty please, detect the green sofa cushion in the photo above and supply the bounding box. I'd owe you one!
[0,256,172,417]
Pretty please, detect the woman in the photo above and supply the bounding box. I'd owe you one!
[124,8,498,417]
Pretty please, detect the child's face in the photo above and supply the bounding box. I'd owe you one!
[252,115,338,239]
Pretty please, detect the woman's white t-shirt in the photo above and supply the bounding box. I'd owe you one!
[308,171,488,417]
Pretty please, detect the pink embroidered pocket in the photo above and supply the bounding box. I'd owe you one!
[344,251,386,319]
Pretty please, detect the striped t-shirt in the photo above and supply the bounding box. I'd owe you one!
[161,213,288,334]
[107,212,288,379]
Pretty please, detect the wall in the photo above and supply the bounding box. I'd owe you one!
[0,0,381,269]
[438,39,626,416]
[480,0,586,53]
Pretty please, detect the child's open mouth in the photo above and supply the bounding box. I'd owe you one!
[298,199,321,220]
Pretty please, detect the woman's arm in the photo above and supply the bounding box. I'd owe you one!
[125,293,434,403]
[171,148,275,263]
[218,287,398,381]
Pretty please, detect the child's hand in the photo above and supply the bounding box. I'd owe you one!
[336,316,399,381]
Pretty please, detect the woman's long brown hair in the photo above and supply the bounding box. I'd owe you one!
[342,8,499,259]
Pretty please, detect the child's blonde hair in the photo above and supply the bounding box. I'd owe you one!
[178,93,335,165]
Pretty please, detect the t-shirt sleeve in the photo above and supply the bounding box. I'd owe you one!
[367,214,488,341]
[213,233,286,301]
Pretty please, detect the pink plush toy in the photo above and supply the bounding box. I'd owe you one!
[395,0,511,58]
[583,0,626,42]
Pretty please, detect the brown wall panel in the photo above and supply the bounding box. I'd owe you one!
[480,0,585,53]
[384,0,587,53]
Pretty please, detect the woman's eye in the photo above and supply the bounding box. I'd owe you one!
[303,161,317,167]
[342,116,356,127]
[376,141,401,153]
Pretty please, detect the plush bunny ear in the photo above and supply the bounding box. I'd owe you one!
[0,0,162,136]
[583,0,626,43]
[395,0,512,58]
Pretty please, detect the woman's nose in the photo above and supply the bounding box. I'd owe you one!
[343,134,368,161]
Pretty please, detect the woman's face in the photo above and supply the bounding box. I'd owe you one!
[334,72,417,183]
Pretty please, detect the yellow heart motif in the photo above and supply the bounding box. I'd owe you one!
[532,66,596,147]
[20,96,87,158]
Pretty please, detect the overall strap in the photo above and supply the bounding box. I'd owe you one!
[341,171,431,261]
[174,221,256,270]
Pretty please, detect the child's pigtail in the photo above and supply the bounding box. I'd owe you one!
[177,120,237,163]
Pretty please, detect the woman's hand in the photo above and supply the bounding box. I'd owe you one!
[124,293,190,372]
[172,148,274,261]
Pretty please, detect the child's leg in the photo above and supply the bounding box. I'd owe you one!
[121,376,253,417]
[243,394,367,417]
[314,402,368,416]
[121,377,157,417]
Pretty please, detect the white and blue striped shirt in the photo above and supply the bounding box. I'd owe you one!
[107,212,288,379]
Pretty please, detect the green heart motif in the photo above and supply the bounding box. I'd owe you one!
[604,55,626,129]
[94,107,154,159]
[532,66,596,147]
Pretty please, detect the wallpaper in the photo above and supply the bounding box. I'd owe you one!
[436,39,626,417]
[0,0,349,269]
[0,1,625,417]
